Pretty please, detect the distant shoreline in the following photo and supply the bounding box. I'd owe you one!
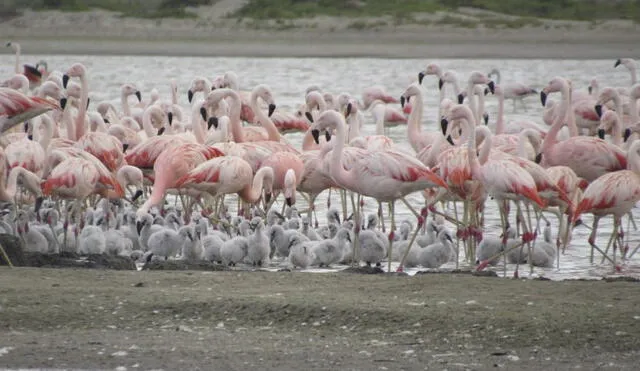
[1,8,639,59]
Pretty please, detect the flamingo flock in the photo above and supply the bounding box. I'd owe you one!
[0,41,639,277]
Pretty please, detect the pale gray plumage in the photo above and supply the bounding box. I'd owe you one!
[418,229,455,268]
[312,228,351,267]
[247,217,270,266]
[288,234,313,269]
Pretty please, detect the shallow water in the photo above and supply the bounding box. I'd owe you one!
[1,54,638,280]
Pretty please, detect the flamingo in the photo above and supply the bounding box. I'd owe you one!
[615,58,637,86]
[487,68,537,112]
[540,77,627,182]
[573,140,640,270]
[175,156,275,206]
[259,151,304,207]
[62,63,89,141]
[361,85,398,109]
[400,83,441,153]
[345,99,394,151]
[0,88,60,134]
[309,110,447,271]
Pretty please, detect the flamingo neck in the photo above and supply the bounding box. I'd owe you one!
[171,79,178,105]
[611,113,623,147]
[251,95,280,142]
[613,94,624,124]
[226,91,245,143]
[630,92,639,125]
[302,130,319,151]
[466,82,478,127]
[347,113,361,143]
[476,126,492,165]
[191,106,206,144]
[62,98,75,140]
[542,83,571,157]
[496,93,505,134]
[329,116,353,187]
[239,166,273,204]
[121,92,131,117]
[407,91,424,143]
[142,108,158,137]
[630,144,640,174]
[38,114,54,151]
[629,66,637,85]
[75,73,89,140]
[466,112,483,180]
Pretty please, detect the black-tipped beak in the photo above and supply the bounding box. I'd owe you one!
[597,128,606,139]
[595,104,603,118]
[446,135,454,146]
[588,86,592,95]
[23,121,29,133]
[305,112,313,123]
[86,97,90,110]
[286,197,293,207]
[440,118,448,135]
[534,153,542,164]
[135,91,142,102]
[157,127,165,136]
[346,102,352,117]
[475,259,480,265]
[457,94,464,104]
[188,89,194,103]
[62,74,69,89]
[487,81,495,94]
[60,97,67,110]
[199,106,207,122]
[540,91,547,107]
[445,234,453,243]
[311,129,320,144]
[400,95,406,108]
[324,131,331,142]
[35,196,44,214]
[167,112,173,126]
[438,79,444,90]
[136,221,143,235]
[483,113,489,126]
[624,127,632,142]
[187,233,193,242]
[615,59,622,68]
[132,189,143,202]
[268,103,276,117]
[208,116,218,129]
[418,71,425,84]
[264,193,272,204]
[122,143,129,153]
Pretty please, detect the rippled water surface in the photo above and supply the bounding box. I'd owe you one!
[2,54,638,280]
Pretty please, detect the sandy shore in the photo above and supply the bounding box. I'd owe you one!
[1,267,640,369]
[1,8,639,59]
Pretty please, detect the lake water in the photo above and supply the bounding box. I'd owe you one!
[1,54,638,280]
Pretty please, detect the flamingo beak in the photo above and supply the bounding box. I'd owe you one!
[597,128,606,139]
[268,104,276,117]
[157,127,165,136]
[324,131,331,142]
[594,104,603,118]
[188,89,194,103]
[208,117,218,129]
[624,128,632,142]
[535,153,542,164]
[305,112,314,123]
[167,112,173,125]
[440,118,448,136]
[35,197,44,215]
[418,71,425,84]
[438,79,444,90]
[483,113,489,126]
[400,96,406,108]
[135,91,142,102]
[346,102,352,117]
[588,86,592,95]
[615,59,622,68]
[286,197,293,207]
[62,74,69,89]
[457,94,464,104]
[132,189,143,202]
[264,193,272,204]
[199,106,208,121]
[136,221,143,235]
[487,81,495,94]
[60,97,67,110]
[540,91,547,106]
[311,129,320,144]
[446,135,454,146]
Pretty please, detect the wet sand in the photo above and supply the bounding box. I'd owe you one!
[0,267,639,369]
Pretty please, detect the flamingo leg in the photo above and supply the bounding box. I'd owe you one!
[386,200,396,272]
[378,202,386,234]
[397,203,425,272]
[349,191,360,267]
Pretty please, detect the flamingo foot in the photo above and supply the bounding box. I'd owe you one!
[513,270,519,279]
[396,265,404,273]
[476,260,490,271]
[615,265,622,273]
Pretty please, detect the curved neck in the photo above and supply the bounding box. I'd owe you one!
[611,113,623,147]
[224,91,244,143]
[62,98,75,140]
[466,82,477,127]
[631,93,639,125]
[251,93,280,142]
[1,167,40,202]
[38,114,54,151]
[121,92,131,117]
[466,113,482,180]
[142,107,158,137]
[476,126,492,165]
[239,166,273,204]
[476,92,485,127]
[75,73,89,140]
[191,105,206,144]
[329,116,353,186]
[347,113,361,142]
[302,130,320,151]
[630,145,640,173]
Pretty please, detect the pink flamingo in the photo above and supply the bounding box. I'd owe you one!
[297,149,337,226]
[0,148,43,203]
[615,58,637,86]
[573,140,640,269]
[213,71,255,123]
[487,68,537,112]
[0,88,60,134]
[136,143,224,216]
[361,85,398,109]
[540,77,627,182]
[309,110,447,271]
[345,99,394,151]
[175,156,275,206]
[448,105,545,274]
[259,151,304,207]
[62,63,89,141]
[400,83,441,153]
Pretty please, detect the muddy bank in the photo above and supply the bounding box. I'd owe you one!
[0,267,639,369]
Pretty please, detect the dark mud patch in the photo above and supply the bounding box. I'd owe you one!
[23,252,136,270]
[341,265,385,274]
[142,259,231,271]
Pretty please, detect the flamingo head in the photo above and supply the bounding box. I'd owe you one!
[400,83,422,107]
[205,88,236,110]
[597,110,619,139]
[419,63,441,84]
[305,91,325,112]
[540,77,569,106]
[310,110,344,144]
[596,87,619,111]
[446,104,474,124]
[121,83,141,102]
[62,63,86,89]
[344,98,359,118]
[615,58,637,70]
[252,84,276,117]
[468,71,494,92]
[336,93,351,111]
[283,169,297,207]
